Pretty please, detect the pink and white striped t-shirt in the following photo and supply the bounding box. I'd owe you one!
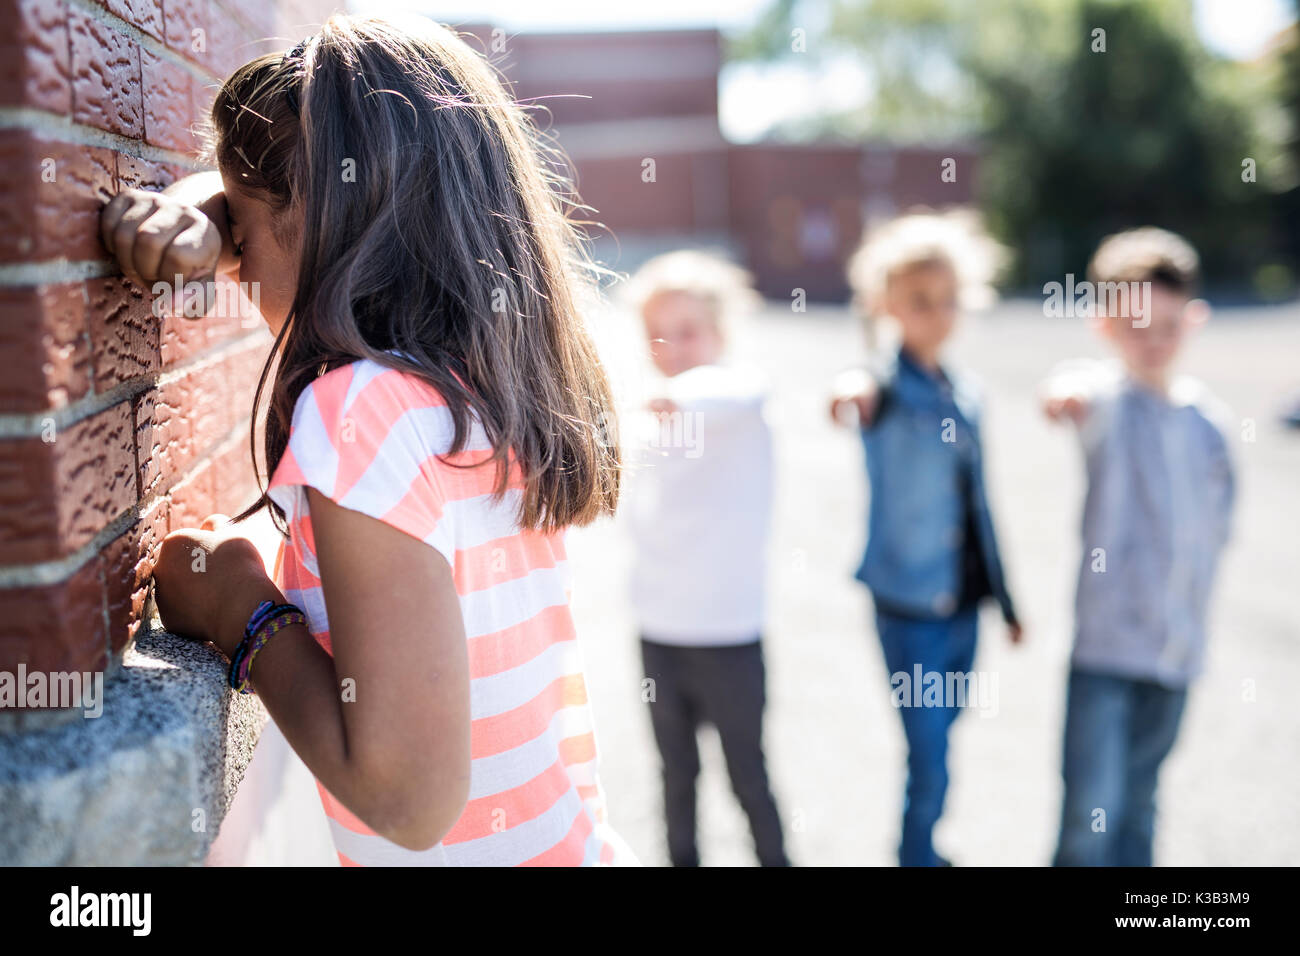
[265,357,636,866]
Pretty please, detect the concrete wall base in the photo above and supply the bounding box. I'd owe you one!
[0,630,266,865]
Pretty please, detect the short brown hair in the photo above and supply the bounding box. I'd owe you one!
[1087,227,1200,295]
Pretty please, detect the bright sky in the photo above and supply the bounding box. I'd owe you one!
[363,0,1294,52]
[354,0,1297,141]
[1194,0,1295,57]
[357,0,770,31]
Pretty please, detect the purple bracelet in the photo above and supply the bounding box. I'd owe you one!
[229,602,306,694]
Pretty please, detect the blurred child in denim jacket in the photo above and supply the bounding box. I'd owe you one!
[830,212,1022,867]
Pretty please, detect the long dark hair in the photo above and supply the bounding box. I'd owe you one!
[209,15,619,533]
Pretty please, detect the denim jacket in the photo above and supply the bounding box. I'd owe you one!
[855,348,1017,624]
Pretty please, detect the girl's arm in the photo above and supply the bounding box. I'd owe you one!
[161,170,241,278]
[100,171,240,294]
[156,491,471,851]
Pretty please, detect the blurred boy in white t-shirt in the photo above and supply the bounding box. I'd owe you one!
[622,250,789,867]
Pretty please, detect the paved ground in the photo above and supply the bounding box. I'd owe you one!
[569,298,1300,867]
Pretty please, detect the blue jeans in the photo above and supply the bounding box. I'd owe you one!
[1053,668,1188,866]
[875,607,978,867]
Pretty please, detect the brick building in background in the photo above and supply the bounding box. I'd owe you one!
[462,25,978,301]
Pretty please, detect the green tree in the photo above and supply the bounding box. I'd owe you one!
[733,0,1290,291]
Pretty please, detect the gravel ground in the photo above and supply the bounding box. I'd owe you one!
[569,298,1300,867]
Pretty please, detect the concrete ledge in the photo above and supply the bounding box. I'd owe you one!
[0,629,267,865]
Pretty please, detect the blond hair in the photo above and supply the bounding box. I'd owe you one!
[846,209,1005,346]
[621,249,761,347]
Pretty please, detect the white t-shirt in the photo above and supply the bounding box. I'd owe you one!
[625,363,773,644]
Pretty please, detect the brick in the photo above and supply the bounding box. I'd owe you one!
[0,131,115,264]
[158,307,207,367]
[209,432,257,514]
[102,494,168,654]
[158,274,265,371]
[192,72,217,135]
[158,283,246,366]
[131,384,160,489]
[166,456,212,531]
[136,0,168,41]
[69,8,144,137]
[0,558,107,674]
[150,339,266,491]
[205,9,265,79]
[0,401,136,565]
[85,276,162,389]
[141,48,195,153]
[115,152,175,192]
[94,0,131,23]
[93,0,165,41]
[136,348,256,499]
[0,283,92,412]
[0,0,73,114]
[163,0,214,69]
[0,0,336,682]
[221,0,277,40]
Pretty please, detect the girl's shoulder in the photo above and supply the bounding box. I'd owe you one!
[296,355,450,420]
[270,356,470,572]
[308,354,449,405]
[290,355,466,459]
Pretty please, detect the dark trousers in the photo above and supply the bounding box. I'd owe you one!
[640,636,789,866]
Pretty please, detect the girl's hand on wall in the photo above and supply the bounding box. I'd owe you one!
[152,524,281,659]
[99,187,223,312]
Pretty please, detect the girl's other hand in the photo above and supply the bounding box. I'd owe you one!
[99,187,223,309]
[152,523,280,658]
[1007,621,1024,645]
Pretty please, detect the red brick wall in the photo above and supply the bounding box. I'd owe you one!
[455,24,982,302]
[0,0,336,679]
[490,29,722,127]
[728,144,980,301]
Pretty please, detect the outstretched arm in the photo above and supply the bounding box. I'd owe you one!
[1042,392,1090,426]
[829,367,881,427]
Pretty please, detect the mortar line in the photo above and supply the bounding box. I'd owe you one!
[0,329,271,437]
[64,0,223,86]
[0,414,258,589]
[0,107,210,169]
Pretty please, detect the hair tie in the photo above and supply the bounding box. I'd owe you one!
[282,35,315,114]
[282,36,313,67]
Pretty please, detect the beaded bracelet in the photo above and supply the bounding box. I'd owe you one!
[229,600,306,694]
